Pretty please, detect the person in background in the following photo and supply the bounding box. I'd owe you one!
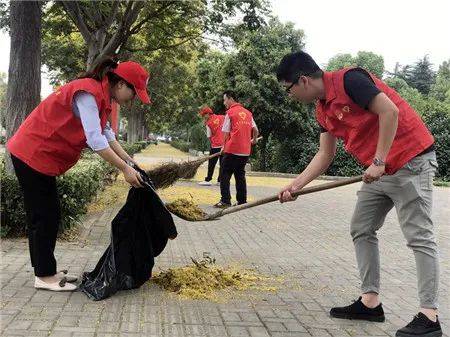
[198,106,225,186]
[214,91,258,208]
[7,59,152,292]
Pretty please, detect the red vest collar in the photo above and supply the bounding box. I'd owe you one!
[321,71,337,104]
[228,102,242,109]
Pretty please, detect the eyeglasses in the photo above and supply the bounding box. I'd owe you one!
[285,75,300,93]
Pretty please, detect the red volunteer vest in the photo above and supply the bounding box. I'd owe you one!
[316,68,434,174]
[7,77,112,176]
[206,114,225,148]
[223,103,254,156]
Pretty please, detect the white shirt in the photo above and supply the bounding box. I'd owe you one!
[72,91,116,151]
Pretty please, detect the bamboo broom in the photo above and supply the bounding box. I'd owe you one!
[168,175,363,222]
[146,137,262,189]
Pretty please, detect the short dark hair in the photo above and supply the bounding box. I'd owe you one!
[276,51,323,83]
[223,90,237,101]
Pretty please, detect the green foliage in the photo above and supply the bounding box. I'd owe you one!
[118,141,148,156]
[0,156,118,238]
[326,53,355,71]
[170,139,190,153]
[354,51,385,78]
[200,18,307,170]
[326,51,385,78]
[430,60,450,103]
[394,56,436,95]
[189,122,209,152]
[421,99,450,181]
[385,77,427,115]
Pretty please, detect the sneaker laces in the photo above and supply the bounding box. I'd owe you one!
[405,315,427,328]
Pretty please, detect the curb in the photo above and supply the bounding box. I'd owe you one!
[246,171,354,181]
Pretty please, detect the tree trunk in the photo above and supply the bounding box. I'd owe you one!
[127,107,145,143]
[5,1,41,173]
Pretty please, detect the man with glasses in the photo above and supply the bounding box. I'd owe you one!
[276,51,440,337]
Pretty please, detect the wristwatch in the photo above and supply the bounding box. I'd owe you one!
[373,157,385,166]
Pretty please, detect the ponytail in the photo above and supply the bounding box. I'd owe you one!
[78,57,118,81]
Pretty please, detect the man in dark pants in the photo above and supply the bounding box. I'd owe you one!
[214,91,258,208]
[276,51,441,337]
[198,106,225,186]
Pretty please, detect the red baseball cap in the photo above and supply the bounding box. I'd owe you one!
[113,61,151,104]
[199,106,213,116]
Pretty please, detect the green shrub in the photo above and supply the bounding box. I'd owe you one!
[119,141,148,156]
[0,156,118,238]
[170,139,190,152]
[422,100,450,181]
[189,123,209,152]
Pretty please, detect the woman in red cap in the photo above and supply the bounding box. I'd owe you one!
[6,58,151,291]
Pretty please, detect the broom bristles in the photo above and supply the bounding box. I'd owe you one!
[146,157,207,189]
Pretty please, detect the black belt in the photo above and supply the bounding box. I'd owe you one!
[416,144,435,157]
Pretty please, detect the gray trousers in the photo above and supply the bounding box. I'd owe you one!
[350,151,439,308]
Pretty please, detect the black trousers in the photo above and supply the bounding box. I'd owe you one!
[220,154,248,205]
[11,155,60,277]
[205,147,222,182]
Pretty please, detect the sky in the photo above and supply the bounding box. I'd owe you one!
[269,0,450,71]
[1,0,449,97]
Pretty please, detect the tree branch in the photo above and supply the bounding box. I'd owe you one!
[129,1,177,35]
[59,1,93,43]
[92,1,144,67]
[104,0,121,30]
[123,34,202,53]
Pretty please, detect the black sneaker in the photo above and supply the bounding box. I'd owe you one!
[330,297,385,322]
[396,313,442,337]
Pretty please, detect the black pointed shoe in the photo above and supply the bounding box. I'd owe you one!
[396,313,442,337]
[330,297,385,322]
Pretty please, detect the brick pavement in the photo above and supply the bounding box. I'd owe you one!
[1,179,449,337]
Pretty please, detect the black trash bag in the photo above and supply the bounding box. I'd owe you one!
[79,168,177,300]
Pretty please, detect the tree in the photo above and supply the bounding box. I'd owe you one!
[395,56,436,95]
[430,59,450,103]
[326,51,384,78]
[41,0,269,79]
[354,51,384,78]
[4,1,41,173]
[208,18,309,170]
[38,0,270,142]
[326,53,355,71]
[0,72,7,134]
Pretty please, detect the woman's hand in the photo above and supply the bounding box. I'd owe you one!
[122,165,144,188]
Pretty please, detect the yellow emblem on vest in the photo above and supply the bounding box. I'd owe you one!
[239,111,247,120]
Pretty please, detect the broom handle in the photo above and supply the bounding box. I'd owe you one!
[200,136,264,161]
[208,175,363,219]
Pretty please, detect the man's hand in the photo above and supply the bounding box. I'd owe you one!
[363,164,385,184]
[278,182,301,203]
[251,138,258,145]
